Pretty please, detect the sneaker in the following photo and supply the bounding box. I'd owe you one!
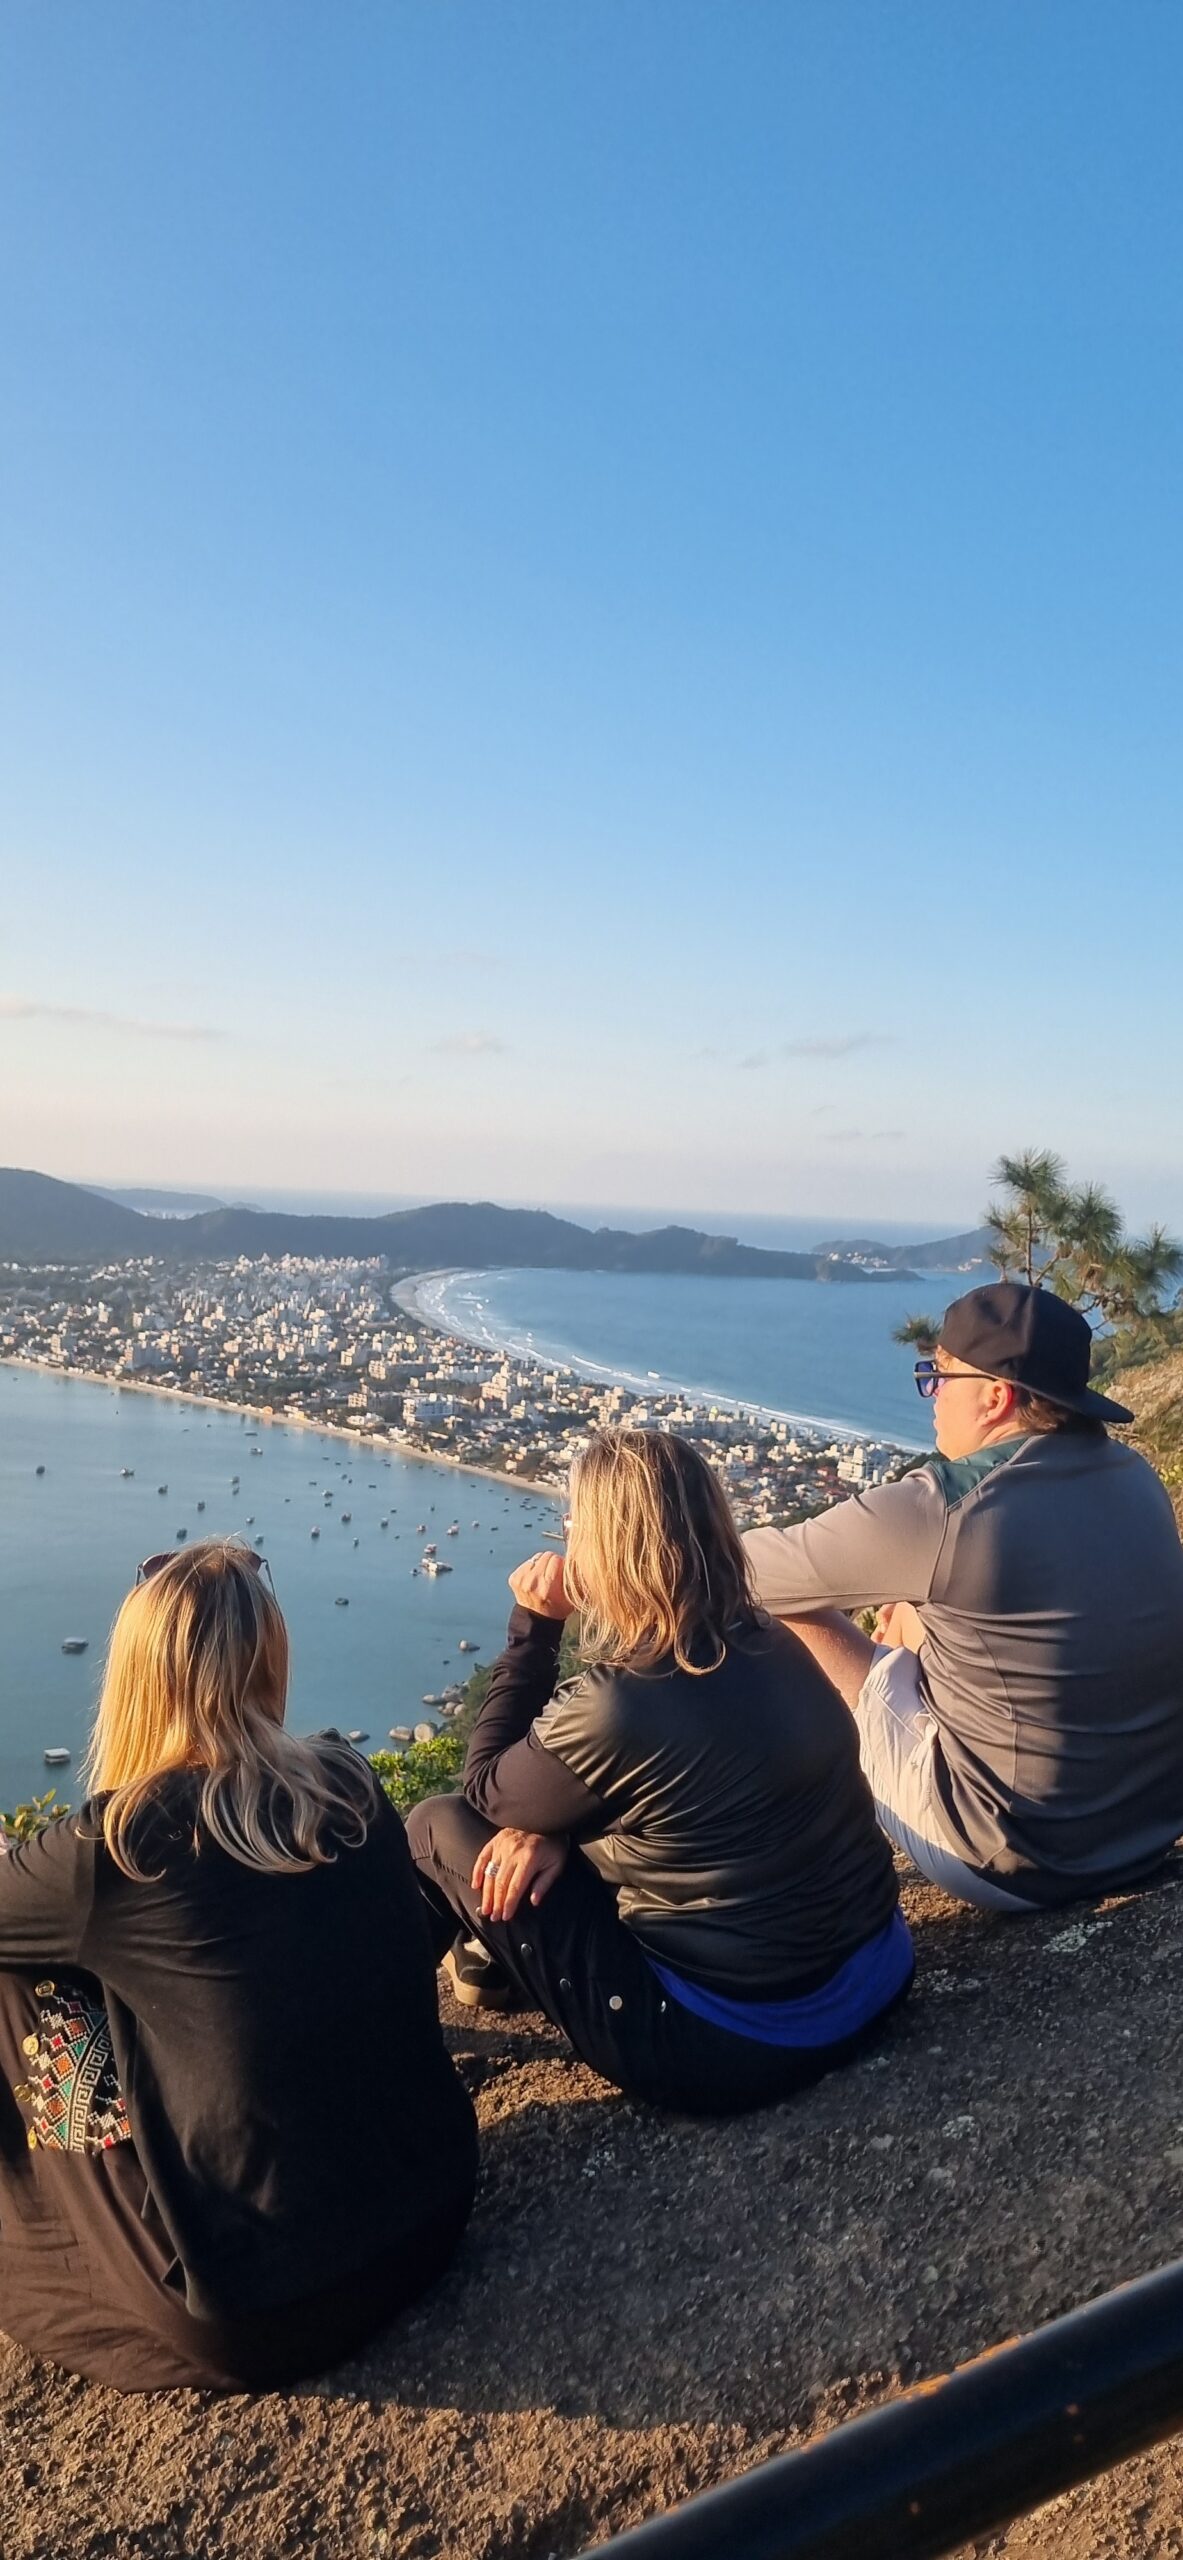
[442,1932,515,2012]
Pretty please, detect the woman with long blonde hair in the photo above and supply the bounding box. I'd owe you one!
[0,1539,476,2390]
[409,1429,912,2114]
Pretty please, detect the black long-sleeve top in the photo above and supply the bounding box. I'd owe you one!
[463,1605,899,1999]
[0,1745,478,2319]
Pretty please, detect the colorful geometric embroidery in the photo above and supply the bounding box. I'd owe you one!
[15,1979,132,2154]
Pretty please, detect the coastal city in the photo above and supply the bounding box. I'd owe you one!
[0,1254,909,1527]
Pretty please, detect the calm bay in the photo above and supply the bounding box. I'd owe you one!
[0,1364,557,1812]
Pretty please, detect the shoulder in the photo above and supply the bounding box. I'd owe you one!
[535,1661,633,1749]
[924,1443,1029,1511]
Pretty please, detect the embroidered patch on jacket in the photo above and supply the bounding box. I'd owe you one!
[14,1980,132,2154]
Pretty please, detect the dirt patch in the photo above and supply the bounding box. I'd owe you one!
[4,1861,1183,2557]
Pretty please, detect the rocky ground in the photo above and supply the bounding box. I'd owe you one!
[5,1860,1183,2559]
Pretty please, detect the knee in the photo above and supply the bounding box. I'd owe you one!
[405,1789,487,1878]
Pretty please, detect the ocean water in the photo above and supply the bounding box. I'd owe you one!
[0,1366,557,1814]
[416,1266,983,1448]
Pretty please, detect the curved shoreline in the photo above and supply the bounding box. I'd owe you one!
[395,1269,922,1454]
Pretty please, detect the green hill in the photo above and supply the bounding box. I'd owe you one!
[1113,1339,1183,1527]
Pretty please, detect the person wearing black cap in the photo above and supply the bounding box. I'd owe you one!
[744,1282,1183,1912]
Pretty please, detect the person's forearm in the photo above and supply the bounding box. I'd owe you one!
[779,1610,877,1711]
[463,1605,564,1793]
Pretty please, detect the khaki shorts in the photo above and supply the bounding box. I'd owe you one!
[854,1647,1034,1913]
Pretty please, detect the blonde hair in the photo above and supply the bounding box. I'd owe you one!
[564,1428,759,1676]
[85,1539,374,1880]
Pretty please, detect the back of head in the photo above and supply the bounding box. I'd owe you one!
[87,1538,374,1879]
[565,1427,758,1675]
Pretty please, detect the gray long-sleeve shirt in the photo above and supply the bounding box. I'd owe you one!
[744,1433,1183,1900]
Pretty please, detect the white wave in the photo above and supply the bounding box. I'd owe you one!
[407,1270,922,1453]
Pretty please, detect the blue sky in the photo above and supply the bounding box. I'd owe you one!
[2,3,1181,1231]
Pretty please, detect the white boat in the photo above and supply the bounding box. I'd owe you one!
[60,1638,88,1656]
[334,1596,349,1607]
[457,1640,479,1654]
[310,1526,320,1539]
[120,1468,134,1478]
[347,1728,368,1743]
[44,1747,71,1767]
[422,1542,437,1556]
[422,1558,452,1576]
[447,1524,459,1536]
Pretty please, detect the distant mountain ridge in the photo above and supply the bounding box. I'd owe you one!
[813,1227,993,1270]
[0,1166,930,1282]
[94,1186,233,1217]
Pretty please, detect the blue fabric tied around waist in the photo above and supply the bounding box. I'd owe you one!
[648,1907,914,2048]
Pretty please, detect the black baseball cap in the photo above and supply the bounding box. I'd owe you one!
[937,1282,1133,1424]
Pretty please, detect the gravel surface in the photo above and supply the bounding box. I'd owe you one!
[5,1858,1183,2558]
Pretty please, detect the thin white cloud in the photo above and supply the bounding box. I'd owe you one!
[0,995,218,1041]
[824,1125,905,1145]
[780,1034,896,1059]
[735,1034,896,1070]
[431,1032,508,1057]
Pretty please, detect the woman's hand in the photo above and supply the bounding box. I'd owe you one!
[472,1827,569,1923]
[509,1550,573,1619]
[872,1600,927,1654]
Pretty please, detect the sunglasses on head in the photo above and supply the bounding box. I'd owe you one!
[137,1546,275,1589]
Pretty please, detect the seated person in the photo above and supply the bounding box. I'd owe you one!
[0,1540,477,2391]
[744,1282,1183,1913]
[407,1427,913,2115]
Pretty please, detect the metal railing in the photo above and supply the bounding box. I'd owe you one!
[585,2255,1183,2560]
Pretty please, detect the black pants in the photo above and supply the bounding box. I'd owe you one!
[406,1793,911,2117]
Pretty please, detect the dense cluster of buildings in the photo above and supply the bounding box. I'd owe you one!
[0,1256,907,1527]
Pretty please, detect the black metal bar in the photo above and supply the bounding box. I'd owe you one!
[587,2256,1183,2560]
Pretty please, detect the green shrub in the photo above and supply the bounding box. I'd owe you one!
[369,1730,467,1816]
[1,1791,70,1842]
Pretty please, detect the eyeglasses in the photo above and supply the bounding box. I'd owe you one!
[138,1546,275,1590]
[913,1359,1003,1401]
